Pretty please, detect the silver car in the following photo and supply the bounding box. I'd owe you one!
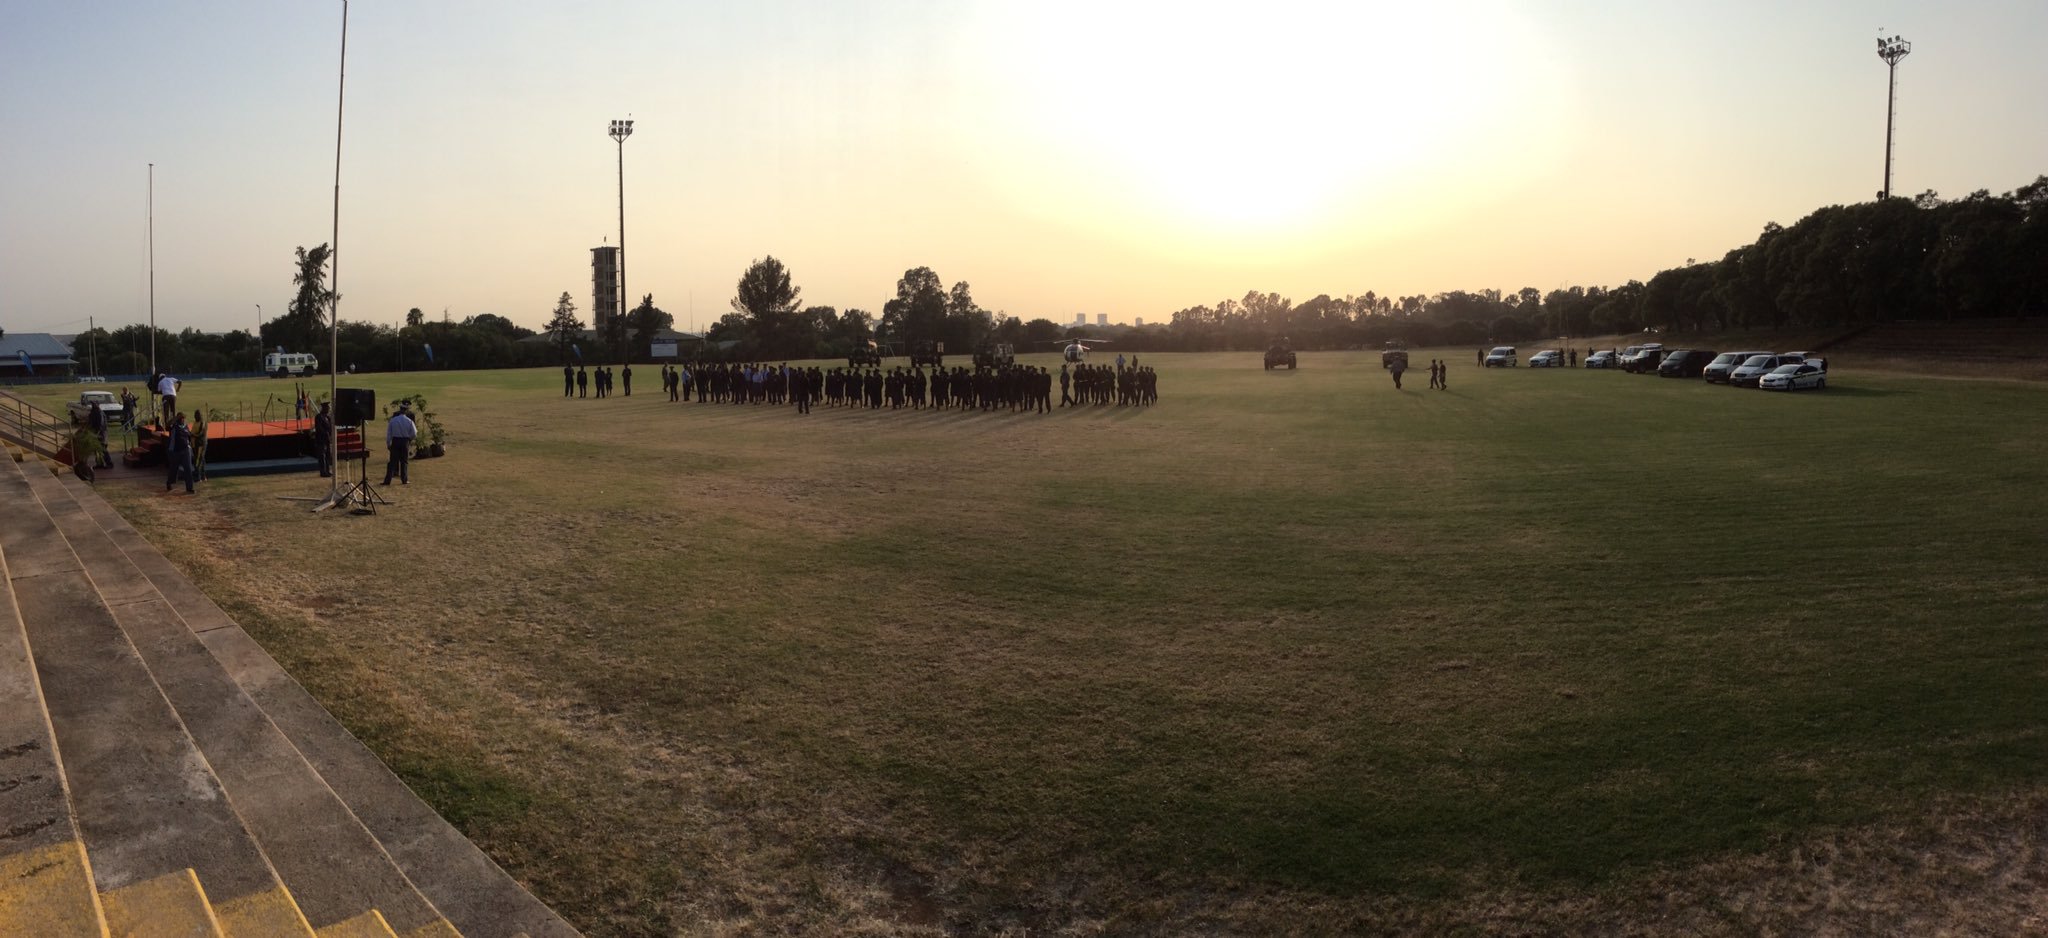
[1730,353,1802,387]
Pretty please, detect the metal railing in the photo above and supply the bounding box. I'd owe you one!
[0,389,73,464]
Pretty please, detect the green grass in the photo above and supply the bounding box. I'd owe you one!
[48,353,2048,934]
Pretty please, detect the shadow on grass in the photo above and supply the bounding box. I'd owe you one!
[1810,385,1900,398]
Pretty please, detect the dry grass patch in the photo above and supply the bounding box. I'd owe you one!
[76,353,2048,935]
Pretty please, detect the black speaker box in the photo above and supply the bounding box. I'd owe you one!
[335,388,376,425]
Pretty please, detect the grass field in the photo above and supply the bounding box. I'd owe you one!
[21,352,2048,935]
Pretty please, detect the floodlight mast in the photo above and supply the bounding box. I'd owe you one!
[610,119,633,363]
[1877,34,1911,200]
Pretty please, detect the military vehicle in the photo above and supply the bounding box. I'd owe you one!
[1264,341,1297,370]
[910,340,944,368]
[848,342,884,368]
[974,342,1015,368]
[1381,346,1409,370]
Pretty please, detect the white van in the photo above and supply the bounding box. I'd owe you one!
[265,352,320,377]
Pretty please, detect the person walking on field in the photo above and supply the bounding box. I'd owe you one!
[382,403,417,486]
[1390,355,1408,390]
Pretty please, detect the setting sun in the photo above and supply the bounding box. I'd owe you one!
[964,0,1568,239]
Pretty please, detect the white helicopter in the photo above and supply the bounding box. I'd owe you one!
[1061,338,1110,363]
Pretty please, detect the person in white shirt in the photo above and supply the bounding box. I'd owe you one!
[155,374,178,426]
[381,403,418,486]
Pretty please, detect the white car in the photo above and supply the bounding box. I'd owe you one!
[66,389,126,424]
[1729,353,1802,387]
[1484,346,1518,367]
[1585,350,1618,369]
[1758,362,1826,391]
[1527,349,1564,367]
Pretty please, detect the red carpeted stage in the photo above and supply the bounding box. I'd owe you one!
[128,418,324,476]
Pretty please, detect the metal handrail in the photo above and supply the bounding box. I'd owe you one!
[0,389,74,464]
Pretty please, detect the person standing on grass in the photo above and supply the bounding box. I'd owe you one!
[88,402,113,469]
[313,401,334,478]
[1390,355,1407,390]
[1439,360,1449,391]
[577,366,588,398]
[563,364,574,397]
[382,403,417,486]
[622,363,633,396]
[164,412,195,494]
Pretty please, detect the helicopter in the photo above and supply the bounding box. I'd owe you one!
[1061,338,1109,363]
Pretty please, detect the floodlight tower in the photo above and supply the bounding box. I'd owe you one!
[1877,33,1911,200]
[609,118,633,362]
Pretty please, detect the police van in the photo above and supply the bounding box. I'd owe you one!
[265,351,320,377]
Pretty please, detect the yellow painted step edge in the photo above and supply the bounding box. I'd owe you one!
[400,918,464,938]
[100,867,222,937]
[0,839,105,938]
[314,908,399,938]
[213,883,317,938]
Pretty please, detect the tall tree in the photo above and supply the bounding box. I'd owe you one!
[628,294,673,359]
[732,256,803,357]
[406,307,424,327]
[882,267,948,347]
[546,292,584,362]
[278,244,335,353]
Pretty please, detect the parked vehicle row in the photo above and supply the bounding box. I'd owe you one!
[1643,348,1828,390]
[1497,344,1830,391]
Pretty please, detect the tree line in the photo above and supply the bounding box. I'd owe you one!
[1160,177,2048,351]
[63,176,2046,374]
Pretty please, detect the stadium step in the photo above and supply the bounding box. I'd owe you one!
[14,465,459,936]
[0,505,104,938]
[0,449,293,928]
[48,473,576,936]
[98,867,223,937]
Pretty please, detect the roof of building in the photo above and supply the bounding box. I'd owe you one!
[3,333,81,364]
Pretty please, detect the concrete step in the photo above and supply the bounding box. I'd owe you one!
[0,454,288,922]
[99,867,222,937]
[0,508,107,938]
[313,908,400,938]
[23,471,442,935]
[59,479,579,938]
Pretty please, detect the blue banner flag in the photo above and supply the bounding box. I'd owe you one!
[571,344,582,361]
[15,350,32,376]
[423,343,435,363]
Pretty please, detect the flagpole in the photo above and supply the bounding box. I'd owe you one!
[321,0,348,509]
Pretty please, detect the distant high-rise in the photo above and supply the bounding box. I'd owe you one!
[1072,314,1087,327]
[1135,317,1144,327]
[591,246,620,330]
[1096,314,1108,327]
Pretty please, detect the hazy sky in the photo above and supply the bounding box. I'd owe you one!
[3,1,2043,337]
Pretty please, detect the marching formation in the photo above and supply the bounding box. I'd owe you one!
[560,361,1163,414]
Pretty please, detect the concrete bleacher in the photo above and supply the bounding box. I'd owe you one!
[0,442,577,937]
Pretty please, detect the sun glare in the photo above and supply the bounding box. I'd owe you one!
[961,0,1566,246]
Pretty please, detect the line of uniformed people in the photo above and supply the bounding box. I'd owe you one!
[569,361,1163,414]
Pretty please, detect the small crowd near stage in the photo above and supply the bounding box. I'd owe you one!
[560,359,1162,413]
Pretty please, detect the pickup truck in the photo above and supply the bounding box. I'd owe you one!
[66,390,126,424]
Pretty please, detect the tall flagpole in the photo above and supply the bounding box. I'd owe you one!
[148,163,156,415]
[323,0,348,507]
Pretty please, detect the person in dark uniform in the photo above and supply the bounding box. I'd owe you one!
[622,364,633,396]
[1438,360,1449,391]
[313,401,334,477]
[1390,356,1407,390]
[563,364,574,397]
[577,366,589,397]
[164,412,195,493]
[791,368,811,414]
[1476,348,1484,366]
[88,402,114,469]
